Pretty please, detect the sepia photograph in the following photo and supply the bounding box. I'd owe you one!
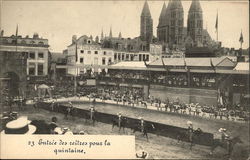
[0,0,249,159]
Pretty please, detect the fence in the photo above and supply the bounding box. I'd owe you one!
[38,102,214,146]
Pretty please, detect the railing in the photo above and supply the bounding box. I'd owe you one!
[38,101,214,146]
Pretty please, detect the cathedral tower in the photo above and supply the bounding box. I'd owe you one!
[168,0,184,47]
[157,2,167,42]
[187,0,203,46]
[140,1,153,43]
[157,1,172,43]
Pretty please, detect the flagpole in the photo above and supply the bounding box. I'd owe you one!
[216,10,218,42]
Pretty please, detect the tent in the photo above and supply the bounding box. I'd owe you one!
[37,84,52,98]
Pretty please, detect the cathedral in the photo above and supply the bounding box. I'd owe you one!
[101,0,213,53]
[140,0,212,50]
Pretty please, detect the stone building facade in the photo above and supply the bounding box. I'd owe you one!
[0,33,49,97]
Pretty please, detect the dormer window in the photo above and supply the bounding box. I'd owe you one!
[38,41,44,45]
[87,40,91,44]
[21,40,26,44]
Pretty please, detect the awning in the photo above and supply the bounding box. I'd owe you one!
[120,83,129,87]
[132,84,143,88]
[38,84,50,89]
[243,94,250,98]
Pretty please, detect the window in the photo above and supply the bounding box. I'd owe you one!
[118,53,121,61]
[28,63,35,75]
[171,20,175,26]
[178,28,182,34]
[80,58,84,63]
[139,54,142,61]
[122,53,125,60]
[30,41,35,44]
[146,55,149,61]
[38,63,43,75]
[130,55,134,61]
[88,51,91,54]
[108,58,112,64]
[95,51,98,54]
[81,50,84,53]
[102,58,106,65]
[103,51,106,55]
[126,54,129,60]
[29,52,35,59]
[94,57,98,65]
[38,52,44,59]
[114,53,117,60]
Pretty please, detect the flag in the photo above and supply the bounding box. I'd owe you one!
[75,42,78,62]
[16,24,18,36]
[215,12,218,32]
[239,30,244,44]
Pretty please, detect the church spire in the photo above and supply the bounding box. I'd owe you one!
[141,1,151,17]
[109,26,112,38]
[158,2,167,27]
[140,0,153,43]
[187,0,203,46]
[118,32,122,39]
[189,0,202,12]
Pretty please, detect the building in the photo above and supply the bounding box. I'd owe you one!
[66,35,114,76]
[0,32,49,97]
[50,52,67,80]
[99,57,247,107]
[156,0,213,50]
[150,43,163,60]
[140,1,153,46]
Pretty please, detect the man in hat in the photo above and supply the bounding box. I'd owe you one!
[219,128,229,143]
[117,112,122,129]
[187,121,194,143]
[187,121,193,130]
[139,117,145,133]
[49,117,58,134]
[89,106,96,121]
[136,149,148,159]
[50,100,55,111]
[65,101,73,119]
[2,116,36,134]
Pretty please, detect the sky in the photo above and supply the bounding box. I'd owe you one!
[1,0,249,52]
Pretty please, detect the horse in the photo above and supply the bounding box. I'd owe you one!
[111,116,128,133]
[210,136,243,159]
[131,121,156,141]
[176,128,203,150]
[64,106,76,120]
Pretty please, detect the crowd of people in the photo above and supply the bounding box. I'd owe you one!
[1,111,86,135]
